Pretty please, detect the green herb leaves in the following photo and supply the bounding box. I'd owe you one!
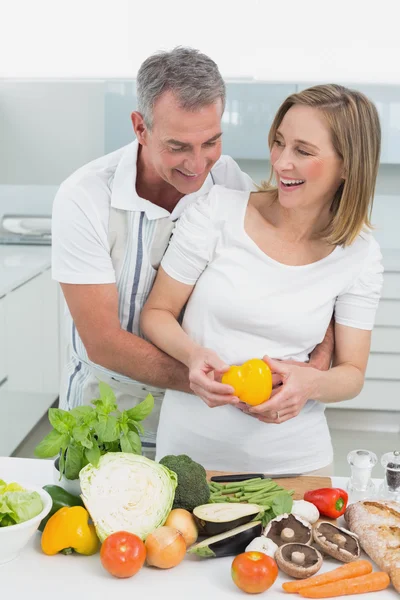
[34,383,155,481]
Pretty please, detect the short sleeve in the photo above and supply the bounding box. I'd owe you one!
[52,183,116,284]
[161,191,216,285]
[335,237,384,330]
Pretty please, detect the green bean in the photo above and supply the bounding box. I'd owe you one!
[225,496,242,503]
[221,486,242,494]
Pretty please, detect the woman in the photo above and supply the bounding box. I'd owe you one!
[140,84,383,476]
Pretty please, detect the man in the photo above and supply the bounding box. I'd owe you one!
[52,47,332,441]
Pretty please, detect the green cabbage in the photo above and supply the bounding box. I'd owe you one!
[79,452,177,542]
[0,479,43,527]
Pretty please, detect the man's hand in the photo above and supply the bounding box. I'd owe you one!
[269,318,335,387]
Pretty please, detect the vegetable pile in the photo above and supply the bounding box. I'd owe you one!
[0,479,43,527]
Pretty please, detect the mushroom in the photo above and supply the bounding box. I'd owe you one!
[275,543,323,579]
[291,500,320,524]
[264,514,312,547]
[245,536,278,558]
[313,521,360,562]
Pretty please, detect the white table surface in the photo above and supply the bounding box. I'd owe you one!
[0,457,396,599]
[0,245,51,297]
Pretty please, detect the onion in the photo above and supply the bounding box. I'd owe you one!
[145,526,186,569]
[165,509,198,547]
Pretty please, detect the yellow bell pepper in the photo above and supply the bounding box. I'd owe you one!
[222,358,272,406]
[41,506,99,556]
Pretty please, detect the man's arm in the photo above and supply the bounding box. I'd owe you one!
[61,282,191,392]
[308,317,335,371]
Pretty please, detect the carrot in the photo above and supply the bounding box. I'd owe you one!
[298,572,390,598]
[282,560,373,593]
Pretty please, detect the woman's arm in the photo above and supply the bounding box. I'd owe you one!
[140,268,238,407]
[248,323,371,423]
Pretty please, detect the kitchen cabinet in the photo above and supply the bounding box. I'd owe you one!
[0,260,59,456]
[222,83,297,160]
[331,258,400,412]
[296,83,400,164]
[0,296,6,384]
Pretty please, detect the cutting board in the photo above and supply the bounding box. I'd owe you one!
[206,470,332,500]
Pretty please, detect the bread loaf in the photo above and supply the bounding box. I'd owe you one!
[345,500,400,592]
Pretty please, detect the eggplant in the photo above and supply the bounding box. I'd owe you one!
[188,521,262,558]
[193,503,263,536]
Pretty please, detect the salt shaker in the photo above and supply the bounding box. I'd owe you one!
[379,451,400,501]
[347,449,377,502]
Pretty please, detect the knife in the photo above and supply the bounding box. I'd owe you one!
[210,473,301,482]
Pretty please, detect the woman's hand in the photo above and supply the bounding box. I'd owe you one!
[245,356,320,424]
[188,346,240,408]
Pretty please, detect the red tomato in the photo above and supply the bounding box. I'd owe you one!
[100,531,146,578]
[231,551,278,594]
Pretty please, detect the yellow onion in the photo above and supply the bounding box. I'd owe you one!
[145,526,186,569]
[165,509,198,547]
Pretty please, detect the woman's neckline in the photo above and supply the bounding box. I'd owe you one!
[239,190,341,269]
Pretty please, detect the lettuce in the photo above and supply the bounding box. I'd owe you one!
[0,480,43,527]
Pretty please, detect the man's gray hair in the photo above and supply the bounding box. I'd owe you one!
[137,47,226,129]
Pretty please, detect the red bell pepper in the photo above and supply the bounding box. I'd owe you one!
[304,487,348,519]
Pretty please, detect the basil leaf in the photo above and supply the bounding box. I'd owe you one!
[94,415,119,443]
[120,430,142,454]
[272,493,293,517]
[70,406,94,420]
[48,408,76,434]
[128,420,144,435]
[125,394,154,422]
[72,425,93,449]
[34,430,69,458]
[85,443,101,467]
[92,382,117,415]
[64,443,84,480]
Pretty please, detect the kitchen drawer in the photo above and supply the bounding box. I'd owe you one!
[0,388,54,456]
[371,327,400,353]
[329,379,400,411]
[366,353,400,380]
[0,297,6,383]
[382,273,400,300]
[375,300,400,326]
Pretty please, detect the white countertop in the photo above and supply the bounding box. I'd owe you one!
[0,457,397,599]
[0,245,51,298]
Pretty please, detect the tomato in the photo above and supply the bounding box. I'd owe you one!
[100,531,146,578]
[231,551,278,594]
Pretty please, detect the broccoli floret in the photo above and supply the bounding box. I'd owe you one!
[159,454,210,512]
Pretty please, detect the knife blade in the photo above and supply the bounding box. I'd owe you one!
[210,473,301,482]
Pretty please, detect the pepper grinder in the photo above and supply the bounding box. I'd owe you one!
[379,451,400,501]
[347,449,377,502]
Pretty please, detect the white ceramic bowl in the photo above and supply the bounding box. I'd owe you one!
[0,485,52,565]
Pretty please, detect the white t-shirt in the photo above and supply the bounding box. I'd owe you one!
[155,185,384,473]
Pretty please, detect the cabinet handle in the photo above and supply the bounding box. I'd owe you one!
[0,376,8,388]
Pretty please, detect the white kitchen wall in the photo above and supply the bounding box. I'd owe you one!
[2,0,400,83]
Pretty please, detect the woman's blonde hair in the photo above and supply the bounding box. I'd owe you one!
[260,84,381,246]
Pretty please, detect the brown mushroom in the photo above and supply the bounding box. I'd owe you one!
[313,521,360,562]
[264,514,312,547]
[275,543,323,579]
